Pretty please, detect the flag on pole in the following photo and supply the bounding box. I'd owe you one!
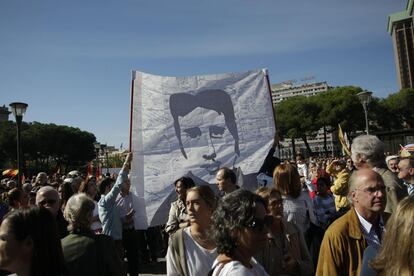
[2,169,18,177]
[96,164,101,180]
[338,124,351,157]
[86,162,93,179]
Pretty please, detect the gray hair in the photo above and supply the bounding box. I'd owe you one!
[64,193,95,231]
[351,135,385,168]
[347,171,358,205]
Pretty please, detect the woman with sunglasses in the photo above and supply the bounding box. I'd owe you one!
[210,189,270,275]
[166,185,218,276]
[255,187,313,276]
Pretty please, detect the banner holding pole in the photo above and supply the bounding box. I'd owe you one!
[130,69,276,227]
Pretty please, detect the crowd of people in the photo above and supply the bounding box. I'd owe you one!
[0,135,413,275]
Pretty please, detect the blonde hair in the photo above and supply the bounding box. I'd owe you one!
[370,196,414,275]
[273,163,301,198]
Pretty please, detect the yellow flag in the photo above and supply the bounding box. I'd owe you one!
[338,124,351,157]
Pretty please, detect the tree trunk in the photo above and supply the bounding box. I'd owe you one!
[291,138,296,160]
[302,135,313,157]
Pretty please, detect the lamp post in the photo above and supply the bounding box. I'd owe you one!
[356,90,373,135]
[9,102,28,187]
[93,142,100,176]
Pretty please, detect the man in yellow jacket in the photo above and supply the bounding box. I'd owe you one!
[316,169,388,276]
[326,160,350,211]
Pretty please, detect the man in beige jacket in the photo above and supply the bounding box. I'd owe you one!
[316,169,388,276]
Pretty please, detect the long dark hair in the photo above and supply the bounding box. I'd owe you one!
[4,207,65,276]
[174,176,195,190]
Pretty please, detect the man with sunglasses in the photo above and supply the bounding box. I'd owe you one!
[36,186,68,238]
[317,169,389,276]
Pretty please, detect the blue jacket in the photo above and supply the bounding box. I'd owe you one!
[98,169,128,240]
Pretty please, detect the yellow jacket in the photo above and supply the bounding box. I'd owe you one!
[326,164,350,210]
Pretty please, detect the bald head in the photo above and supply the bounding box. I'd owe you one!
[348,169,386,221]
[36,186,60,217]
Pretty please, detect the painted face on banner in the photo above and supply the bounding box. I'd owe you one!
[178,107,233,174]
[169,89,240,175]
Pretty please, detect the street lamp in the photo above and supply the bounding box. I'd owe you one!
[93,142,100,176]
[357,90,373,135]
[9,102,28,187]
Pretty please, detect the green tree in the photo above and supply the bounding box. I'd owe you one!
[381,88,414,129]
[0,121,96,174]
[315,86,365,154]
[276,95,322,156]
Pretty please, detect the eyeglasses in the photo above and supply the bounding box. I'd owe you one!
[38,199,57,206]
[357,186,386,196]
[246,215,273,233]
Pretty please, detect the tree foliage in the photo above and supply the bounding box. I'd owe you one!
[381,88,414,129]
[275,86,414,157]
[276,95,322,155]
[0,121,96,174]
[314,86,365,133]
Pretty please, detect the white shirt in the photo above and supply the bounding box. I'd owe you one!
[355,209,384,249]
[282,191,317,234]
[211,258,269,276]
[116,192,135,229]
[166,227,217,276]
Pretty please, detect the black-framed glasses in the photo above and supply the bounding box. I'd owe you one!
[246,215,273,233]
[357,186,386,196]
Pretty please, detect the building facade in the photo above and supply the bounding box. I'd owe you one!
[270,81,330,105]
[388,0,414,89]
[0,105,11,122]
[271,81,340,158]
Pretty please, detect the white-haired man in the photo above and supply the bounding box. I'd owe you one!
[351,135,407,214]
[385,155,399,174]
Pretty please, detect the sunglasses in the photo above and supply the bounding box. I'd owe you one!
[246,215,273,233]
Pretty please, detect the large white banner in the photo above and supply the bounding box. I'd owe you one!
[130,69,276,228]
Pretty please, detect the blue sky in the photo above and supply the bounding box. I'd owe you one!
[0,0,407,148]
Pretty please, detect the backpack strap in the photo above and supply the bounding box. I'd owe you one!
[170,228,188,276]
